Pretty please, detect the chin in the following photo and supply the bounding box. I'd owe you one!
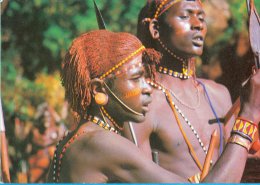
[190,49,203,57]
[131,114,145,123]
[194,46,204,55]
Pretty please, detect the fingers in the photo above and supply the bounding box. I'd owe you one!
[239,69,260,123]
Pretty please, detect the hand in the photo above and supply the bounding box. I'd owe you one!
[239,69,260,124]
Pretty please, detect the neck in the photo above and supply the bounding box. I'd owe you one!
[100,106,124,131]
[82,104,123,132]
[157,38,193,73]
[87,114,120,134]
[157,54,194,80]
[161,58,185,71]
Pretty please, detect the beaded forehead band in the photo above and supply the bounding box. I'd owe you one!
[146,0,202,21]
[99,46,145,79]
[154,0,182,19]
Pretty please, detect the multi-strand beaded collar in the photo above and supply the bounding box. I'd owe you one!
[158,66,191,80]
[87,114,120,134]
[157,38,192,80]
[52,115,119,182]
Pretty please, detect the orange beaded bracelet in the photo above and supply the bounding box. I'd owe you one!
[231,117,258,142]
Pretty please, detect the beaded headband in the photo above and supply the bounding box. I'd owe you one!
[144,0,203,22]
[154,0,182,19]
[100,46,145,79]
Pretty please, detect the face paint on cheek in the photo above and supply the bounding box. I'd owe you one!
[122,88,142,99]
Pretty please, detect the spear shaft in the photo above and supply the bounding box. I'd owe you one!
[247,0,260,69]
[0,100,11,183]
[225,0,260,123]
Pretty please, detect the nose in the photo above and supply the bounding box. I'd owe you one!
[142,78,153,95]
[191,16,204,31]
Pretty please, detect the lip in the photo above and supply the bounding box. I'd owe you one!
[192,33,204,47]
[142,105,150,114]
[143,97,152,106]
[142,98,152,113]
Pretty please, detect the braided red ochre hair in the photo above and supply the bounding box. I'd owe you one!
[61,30,160,118]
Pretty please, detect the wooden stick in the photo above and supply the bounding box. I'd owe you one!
[152,150,159,164]
[201,130,218,181]
[128,122,138,146]
[224,98,240,125]
[165,90,203,171]
[0,100,10,183]
[1,132,10,183]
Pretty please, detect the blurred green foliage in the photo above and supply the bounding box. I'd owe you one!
[1,0,146,122]
[219,0,260,43]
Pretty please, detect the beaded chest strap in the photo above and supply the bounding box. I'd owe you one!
[52,116,119,182]
[52,131,87,182]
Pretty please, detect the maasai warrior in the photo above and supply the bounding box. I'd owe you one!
[123,0,260,182]
[47,29,194,183]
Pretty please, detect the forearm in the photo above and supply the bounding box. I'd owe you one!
[203,142,248,183]
[126,161,189,183]
[203,110,258,183]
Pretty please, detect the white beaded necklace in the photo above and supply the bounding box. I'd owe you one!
[147,80,208,154]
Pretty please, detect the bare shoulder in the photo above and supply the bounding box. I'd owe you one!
[73,130,187,183]
[198,78,230,96]
[198,78,231,103]
[198,78,233,119]
[59,129,143,182]
[66,130,144,165]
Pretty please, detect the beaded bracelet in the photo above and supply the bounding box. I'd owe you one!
[231,117,258,142]
[228,134,251,152]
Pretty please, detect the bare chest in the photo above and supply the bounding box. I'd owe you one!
[151,91,223,177]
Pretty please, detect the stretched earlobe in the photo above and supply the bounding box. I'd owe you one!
[90,78,109,106]
[149,19,160,39]
[94,92,108,105]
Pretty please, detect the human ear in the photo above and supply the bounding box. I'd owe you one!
[90,78,108,106]
[149,19,160,39]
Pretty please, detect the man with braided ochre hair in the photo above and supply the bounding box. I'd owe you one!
[46,29,202,183]
[123,0,260,183]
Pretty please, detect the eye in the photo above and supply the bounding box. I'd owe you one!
[198,16,205,22]
[180,15,189,19]
[130,71,145,82]
[131,75,142,82]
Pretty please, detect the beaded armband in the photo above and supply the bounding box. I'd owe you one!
[231,117,258,142]
[228,134,251,152]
